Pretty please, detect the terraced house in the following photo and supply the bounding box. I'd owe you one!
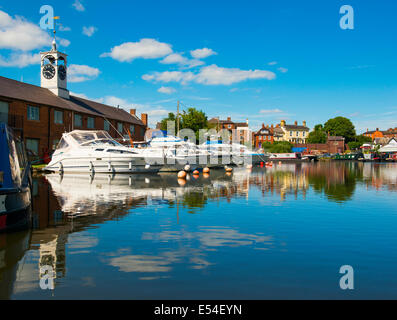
[0,41,148,161]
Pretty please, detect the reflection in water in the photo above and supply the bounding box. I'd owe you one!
[1,162,397,299]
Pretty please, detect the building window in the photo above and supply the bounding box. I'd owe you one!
[104,120,110,131]
[54,110,63,124]
[130,125,135,134]
[74,114,82,127]
[26,138,39,156]
[117,122,123,133]
[303,131,306,137]
[87,117,95,129]
[290,131,293,136]
[296,131,299,137]
[141,127,145,137]
[27,106,40,121]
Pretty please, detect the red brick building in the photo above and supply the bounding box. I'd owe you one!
[207,116,251,144]
[0,41,148,161]
[363,128,397,141]
[254,124,275,148]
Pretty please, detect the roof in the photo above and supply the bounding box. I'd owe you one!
[273,127,284,135]
[283,124,309,131]
[208,117,234,124]
[0,76,144,126]
[379,138,397,153]
[234,122,248,127]
[254,127,273,136]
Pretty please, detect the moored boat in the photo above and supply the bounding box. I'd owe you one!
[0,123,32,232]
[45,130,164,174]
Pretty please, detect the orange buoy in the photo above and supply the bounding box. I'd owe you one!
[177,178,186,186]
[225,167,233,172]
[177,171,187,179]
[193,170,200,175]
[203,167,210,173]
[203,173,210,179]
[184,165,191,172]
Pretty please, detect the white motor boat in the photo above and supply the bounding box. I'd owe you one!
[45,130,165,174]
[141,135,218,171]
[200,141,268,166]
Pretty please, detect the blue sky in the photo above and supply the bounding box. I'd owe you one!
[1,0,397,132]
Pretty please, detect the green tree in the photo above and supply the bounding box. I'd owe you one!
[348,135,372,150]
[323,117,356,142]
[159,112,181,131]
[159,107,209,141]
[181,108,208,132]
[261,141,293,153]
[307,124,327,144]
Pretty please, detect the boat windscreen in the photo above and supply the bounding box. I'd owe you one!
[81,139,122,147]
[71,132,97,144]
[57,137,69,150]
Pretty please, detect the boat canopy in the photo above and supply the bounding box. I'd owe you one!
[378,138,397,153]
[57,130,122,150]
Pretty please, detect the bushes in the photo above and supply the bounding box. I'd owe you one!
[261,141,293,153]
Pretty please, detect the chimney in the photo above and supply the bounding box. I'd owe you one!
[271,124,274,129]
[262,123,265,129]
[376,128,379,131]
[294,121,298,126]
[227,117,231,121]
[141,113,148,127]
[130,109,136,116]
[246,118,249,125]
[281,120,286,127]
[303,121,306,127]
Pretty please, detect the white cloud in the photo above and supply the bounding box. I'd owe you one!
[277,67,288,73]
[59,25,71,31]
[101,38,172,62]
[190,48,217,59]
[58,38,71,47]
[142,71,195,85]
[0,52,40,68]
[259,108,284,114]
[73,0,85,12]
[157,86,176,94]
[82,26,97,37]
[0,10,52,51]
[196,65,276,85]
[68,64,100,83]
[160,53,204,68]
[143,65,276,86]
[268,61,277,66]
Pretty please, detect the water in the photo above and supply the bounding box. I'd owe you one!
[1,161,397,299]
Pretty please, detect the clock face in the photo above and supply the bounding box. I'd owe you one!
[43,64,56,80]
[58,65,66,80]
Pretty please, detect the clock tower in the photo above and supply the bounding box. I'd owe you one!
[40,39,69,99]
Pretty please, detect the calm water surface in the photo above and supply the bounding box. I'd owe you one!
[1,162,397,299]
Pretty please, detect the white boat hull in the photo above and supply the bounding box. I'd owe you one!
[45,156,163,174]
